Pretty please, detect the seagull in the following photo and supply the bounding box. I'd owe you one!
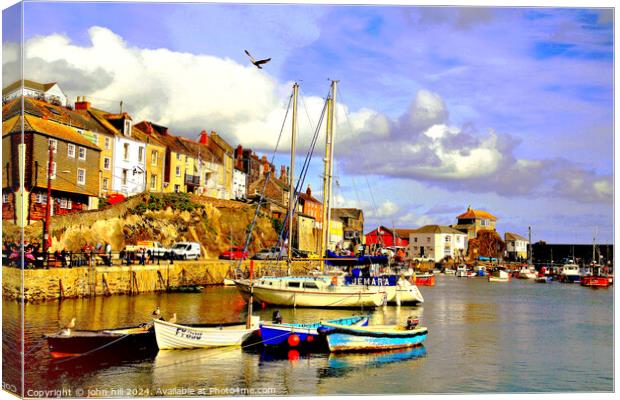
[61,317,76,336]
[168,313,177,324]
[152,306,161,318]
[244,50,271,69]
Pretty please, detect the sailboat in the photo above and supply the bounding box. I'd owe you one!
[234,82,388,308]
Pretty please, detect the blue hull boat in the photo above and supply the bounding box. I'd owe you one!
[318,321,428,352]
[260,315,369,348]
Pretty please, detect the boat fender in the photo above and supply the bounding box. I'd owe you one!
[331,276,338,286]
[306,335,314,343]
[288,334,300,347]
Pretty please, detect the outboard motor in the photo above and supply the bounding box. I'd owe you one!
[272,310,282,324]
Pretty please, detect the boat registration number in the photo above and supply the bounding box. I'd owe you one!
[175,328,203,340]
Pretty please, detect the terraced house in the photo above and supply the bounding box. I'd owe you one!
[2,100,101,225]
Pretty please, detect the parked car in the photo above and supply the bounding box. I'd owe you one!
[171,242,201,260]
[124,240,170,259]
[252,247,285,260]
[219,246,249,260]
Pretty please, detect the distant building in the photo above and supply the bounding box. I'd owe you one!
[409,225,467,261]
[232,167,247,200]
[452,206,498,240]
[2,79,69,107]
[331,208,364,250]
[505,232,529,261]
[247,163,289,221]
[298,185,322,225]
[365,226,415,247]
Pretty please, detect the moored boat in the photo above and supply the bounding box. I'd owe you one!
[413,273,435,286]
[236,276,387,308]
[581,265,612,288]
[535,276,552,283]
[488,270,510,283]
[559,263,581,283]
[260,315,369,348]
[318,319,428,352]
[153,316,260,350]
[45,324,156,359]
[455,265,467,277]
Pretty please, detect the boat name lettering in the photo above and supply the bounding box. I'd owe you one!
[175,328,202,340]
[350,277,391,286]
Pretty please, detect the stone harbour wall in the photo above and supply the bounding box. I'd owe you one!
[3,260,320,303]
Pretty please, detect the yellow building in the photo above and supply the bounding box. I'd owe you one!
[452,206,498,240]
[131,127,166,193]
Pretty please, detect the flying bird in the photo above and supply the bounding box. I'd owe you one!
[244,50,271,69]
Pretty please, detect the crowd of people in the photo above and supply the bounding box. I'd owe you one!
[2,240,114,268]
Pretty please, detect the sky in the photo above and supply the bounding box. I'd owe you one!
[2,1,614,244]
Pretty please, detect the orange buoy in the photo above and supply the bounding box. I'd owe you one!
[288,333,301,347]
[331,276,338,285]
[306,335,314,342]
[288,349,300,360]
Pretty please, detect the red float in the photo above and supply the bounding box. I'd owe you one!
[306,335,314,342]
[288,334,300,347]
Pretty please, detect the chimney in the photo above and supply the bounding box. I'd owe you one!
[199,130,208,144]
[280,165,286,182]
[306,185,312,196]
[236,145,243,158]
[75,96,91,110]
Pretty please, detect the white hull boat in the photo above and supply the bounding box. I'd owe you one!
[153,316,260,350]
[488,270,510,283]
[386,278,424,306]
[236,277,387,308]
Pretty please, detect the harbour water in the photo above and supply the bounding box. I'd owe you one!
[3,275,613,396]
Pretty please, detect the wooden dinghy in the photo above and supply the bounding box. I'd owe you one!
[318,319,428,352]
[153,316,260,350]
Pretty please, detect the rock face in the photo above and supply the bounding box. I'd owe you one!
[7,193,280,258]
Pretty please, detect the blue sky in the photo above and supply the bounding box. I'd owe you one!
[3,2,614,243]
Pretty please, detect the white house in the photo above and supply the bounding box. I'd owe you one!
[232,167,247,200]
[111,117,146,196]
[2,80,69,107]
[409,225,467,261]
[505,232,529,261]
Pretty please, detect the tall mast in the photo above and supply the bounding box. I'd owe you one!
[320,81,337,272]
[287,83,299,271]
[528,226,532,266]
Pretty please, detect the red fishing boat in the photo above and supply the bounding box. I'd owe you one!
[413,273,435,286]
[581,265,611,288]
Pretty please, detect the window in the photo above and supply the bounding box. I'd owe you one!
[303,282,318,289]
[175,165,181,177]
[101,157,110,170]
[445,236,451,242]
[138,147,144,163]
[92,133,98,145]
[123,143,129,160]
[36,193,47,204]
[102,177,109,190]
[122,169,128,186]
[47,162,56,179]
[104,137,111,150]
[67,144,75,158]
[123,120,132,136]
[427,237,431,243]
[150,175,157,190]
[59,198,72,209]
[481,219,490,227]
[78,147,86,160]
[287,282,301,288]
[2,193,8,203]
[174,184,180,193]
[77,168,86,185]
[48,139,57,153]
[176,153,181,161]
[151,150,158,166]
[414,237,418,243]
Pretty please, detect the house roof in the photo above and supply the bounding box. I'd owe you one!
[3,114,101,150]
[3,98,112,135]
[299,187,321,205]
[413,225,466,235]
[331,208,363,220]
[2,79,58,95]
[505,232,528,242]
[457,207,497,221]
[395,228,417,238]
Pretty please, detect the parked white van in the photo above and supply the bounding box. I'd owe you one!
[171,242,201,260]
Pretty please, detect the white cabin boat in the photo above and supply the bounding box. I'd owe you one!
[559,263,581,283]
[488,270,510,283]
[456,265,467,277]
[153,316,260,350]
[235,276,387,308]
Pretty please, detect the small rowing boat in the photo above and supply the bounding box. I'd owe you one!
[45,324,156,359]
[260,315,369,348]
[318,318,428,352]
[153,316,260,350]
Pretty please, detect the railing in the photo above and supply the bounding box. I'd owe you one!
[1,250,178,269]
